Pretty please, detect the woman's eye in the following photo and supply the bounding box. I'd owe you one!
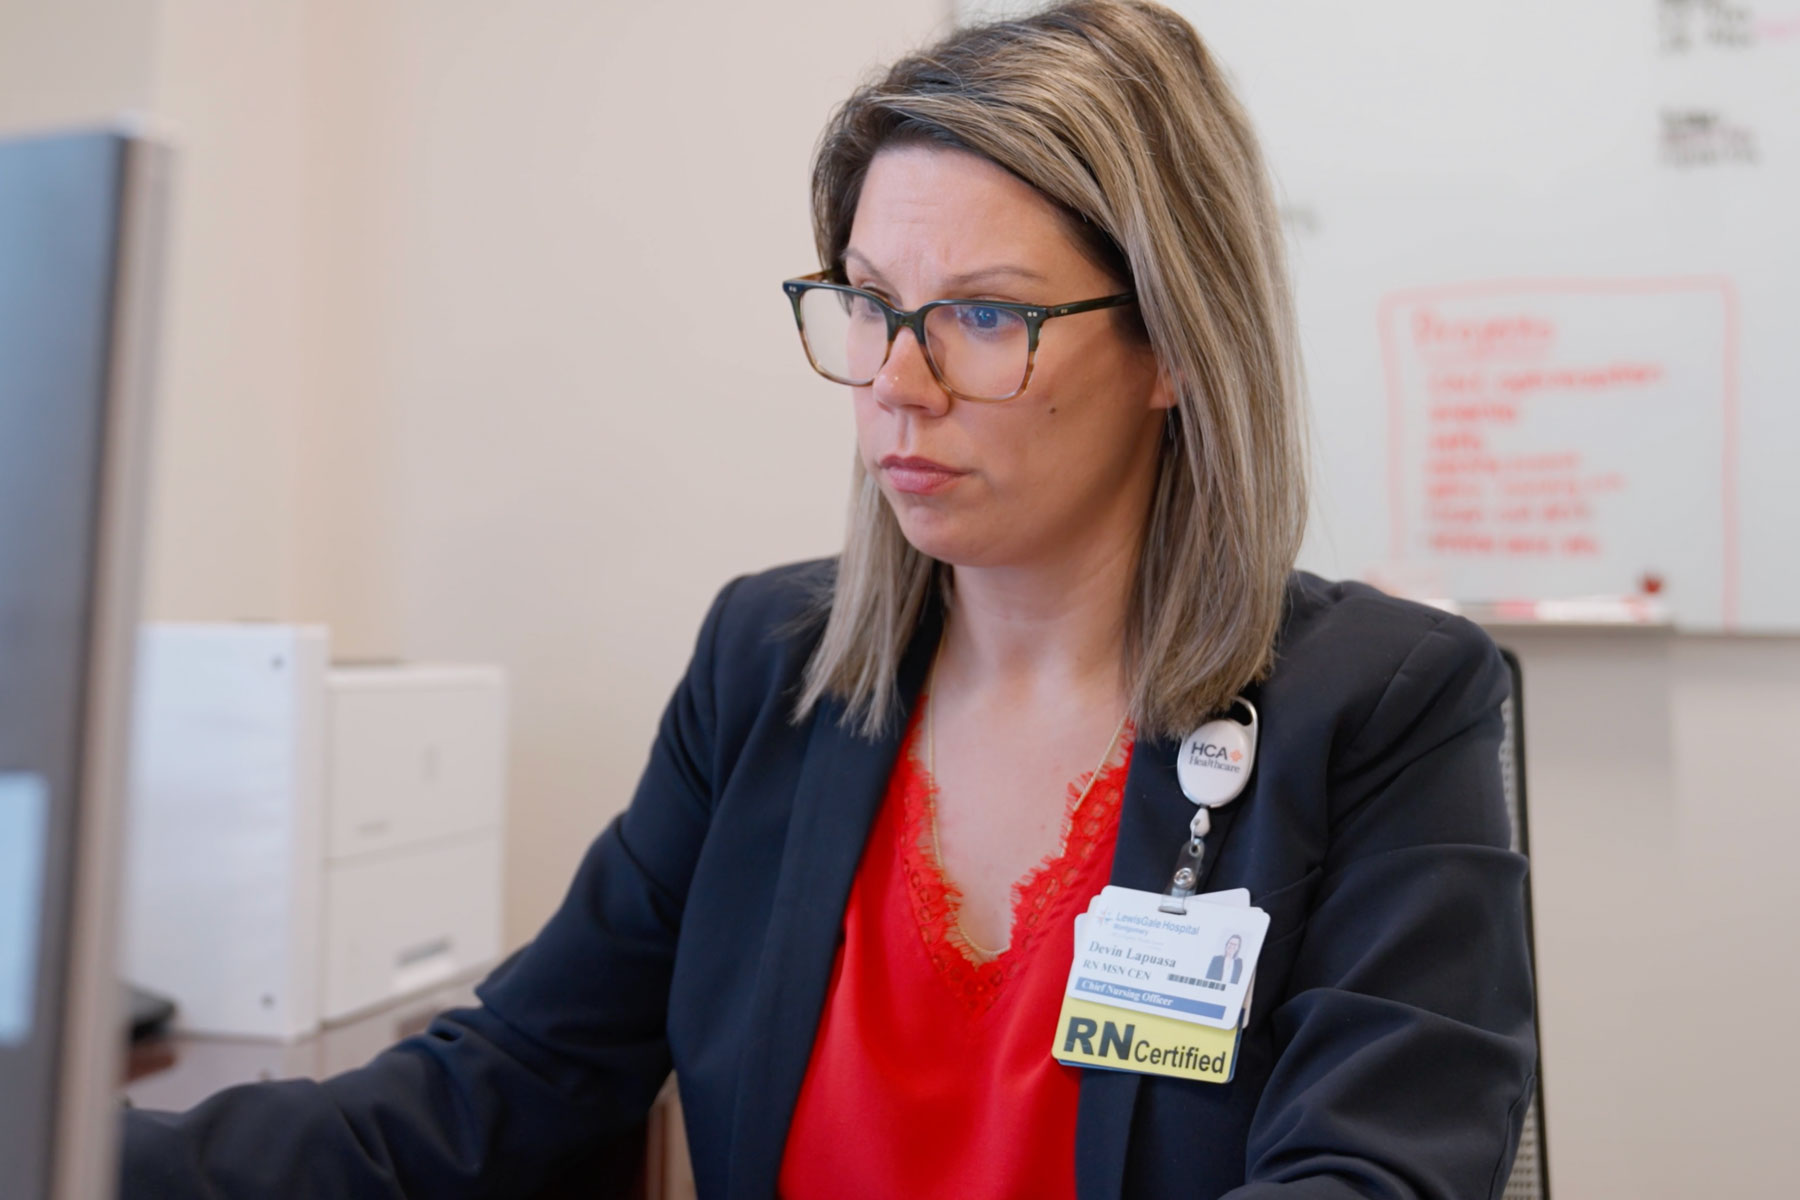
[956,304,1021,335]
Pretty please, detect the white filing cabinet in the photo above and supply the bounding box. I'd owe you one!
[123,625,507,1040]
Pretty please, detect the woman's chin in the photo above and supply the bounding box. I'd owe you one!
[890,517,1013,570]
[890,509,973,565]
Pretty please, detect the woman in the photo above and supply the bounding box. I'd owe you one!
[1208,935,1245,985]
[123,3,1536,1197]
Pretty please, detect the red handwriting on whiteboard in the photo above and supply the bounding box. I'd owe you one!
[1493,363,1665,396]
[1420,381,1652,556]
[1391,299,1673,566]
[1377,277,1740,624]
[1412,308,1555,363]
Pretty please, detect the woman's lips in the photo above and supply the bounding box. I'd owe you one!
[880,455,967,495]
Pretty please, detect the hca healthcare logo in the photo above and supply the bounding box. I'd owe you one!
[1185,742,1244,768]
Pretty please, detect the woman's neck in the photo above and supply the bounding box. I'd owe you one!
[938,534,1139,708]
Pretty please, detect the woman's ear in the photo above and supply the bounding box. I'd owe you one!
[1149,357,1178,412]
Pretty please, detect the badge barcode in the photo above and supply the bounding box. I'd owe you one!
[1169,972,1222,989]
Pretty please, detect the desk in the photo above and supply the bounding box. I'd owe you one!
[121,974,691,1199]
[123,976,481,1110]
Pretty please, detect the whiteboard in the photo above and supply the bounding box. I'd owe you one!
[961,0,1800,630]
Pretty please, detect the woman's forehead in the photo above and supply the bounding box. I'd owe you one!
[845,144,1097,289]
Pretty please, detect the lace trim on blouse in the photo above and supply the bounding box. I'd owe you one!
[894,707,1134,1015]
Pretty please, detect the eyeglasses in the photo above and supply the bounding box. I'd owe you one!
[781,270,1137,402]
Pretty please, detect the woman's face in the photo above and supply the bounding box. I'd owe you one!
[845,144,1171,572]
[1224,936,1241,958]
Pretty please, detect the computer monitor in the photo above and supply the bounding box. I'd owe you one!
[0,128,169,1200]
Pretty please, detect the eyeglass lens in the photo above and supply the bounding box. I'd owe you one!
[797,287,1030,400]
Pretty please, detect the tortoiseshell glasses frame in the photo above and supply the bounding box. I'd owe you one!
[781,270,1138,402]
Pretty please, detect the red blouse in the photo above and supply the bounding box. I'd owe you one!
[779,705,1134,1199]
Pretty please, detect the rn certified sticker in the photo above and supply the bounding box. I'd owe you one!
[0,772,50,1045]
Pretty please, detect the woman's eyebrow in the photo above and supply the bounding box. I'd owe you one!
[842,248,1048,292]
[941,265,1049,290]
[841,249,889,287]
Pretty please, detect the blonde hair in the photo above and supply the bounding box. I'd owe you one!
[794,0,1308,740]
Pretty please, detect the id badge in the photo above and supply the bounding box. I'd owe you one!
[1052,888,1266,1084]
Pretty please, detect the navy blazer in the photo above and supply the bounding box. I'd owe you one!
[123,562,1537,1199]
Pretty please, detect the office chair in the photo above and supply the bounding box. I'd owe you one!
[1497,647,1551,1200]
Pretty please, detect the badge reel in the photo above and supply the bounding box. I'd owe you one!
[1160,697,1258,915]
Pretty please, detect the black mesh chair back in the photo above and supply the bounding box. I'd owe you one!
[1498,647,1550,1200]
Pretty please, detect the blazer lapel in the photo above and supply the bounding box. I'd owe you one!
[725,607,941,1199]
[1075,723,1250,1200]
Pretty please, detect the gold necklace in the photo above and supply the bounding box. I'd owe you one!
[924,643,1131,961]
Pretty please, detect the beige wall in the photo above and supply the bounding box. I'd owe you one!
[136,0,954,949]
[143,2,311,626]
[0,0,159,135]
[8,1,1800,1194]
[1507,631,1800,1197]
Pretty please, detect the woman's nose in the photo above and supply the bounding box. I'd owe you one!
[871,327,951,416]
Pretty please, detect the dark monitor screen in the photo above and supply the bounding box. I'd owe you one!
[0,128,166,1200]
